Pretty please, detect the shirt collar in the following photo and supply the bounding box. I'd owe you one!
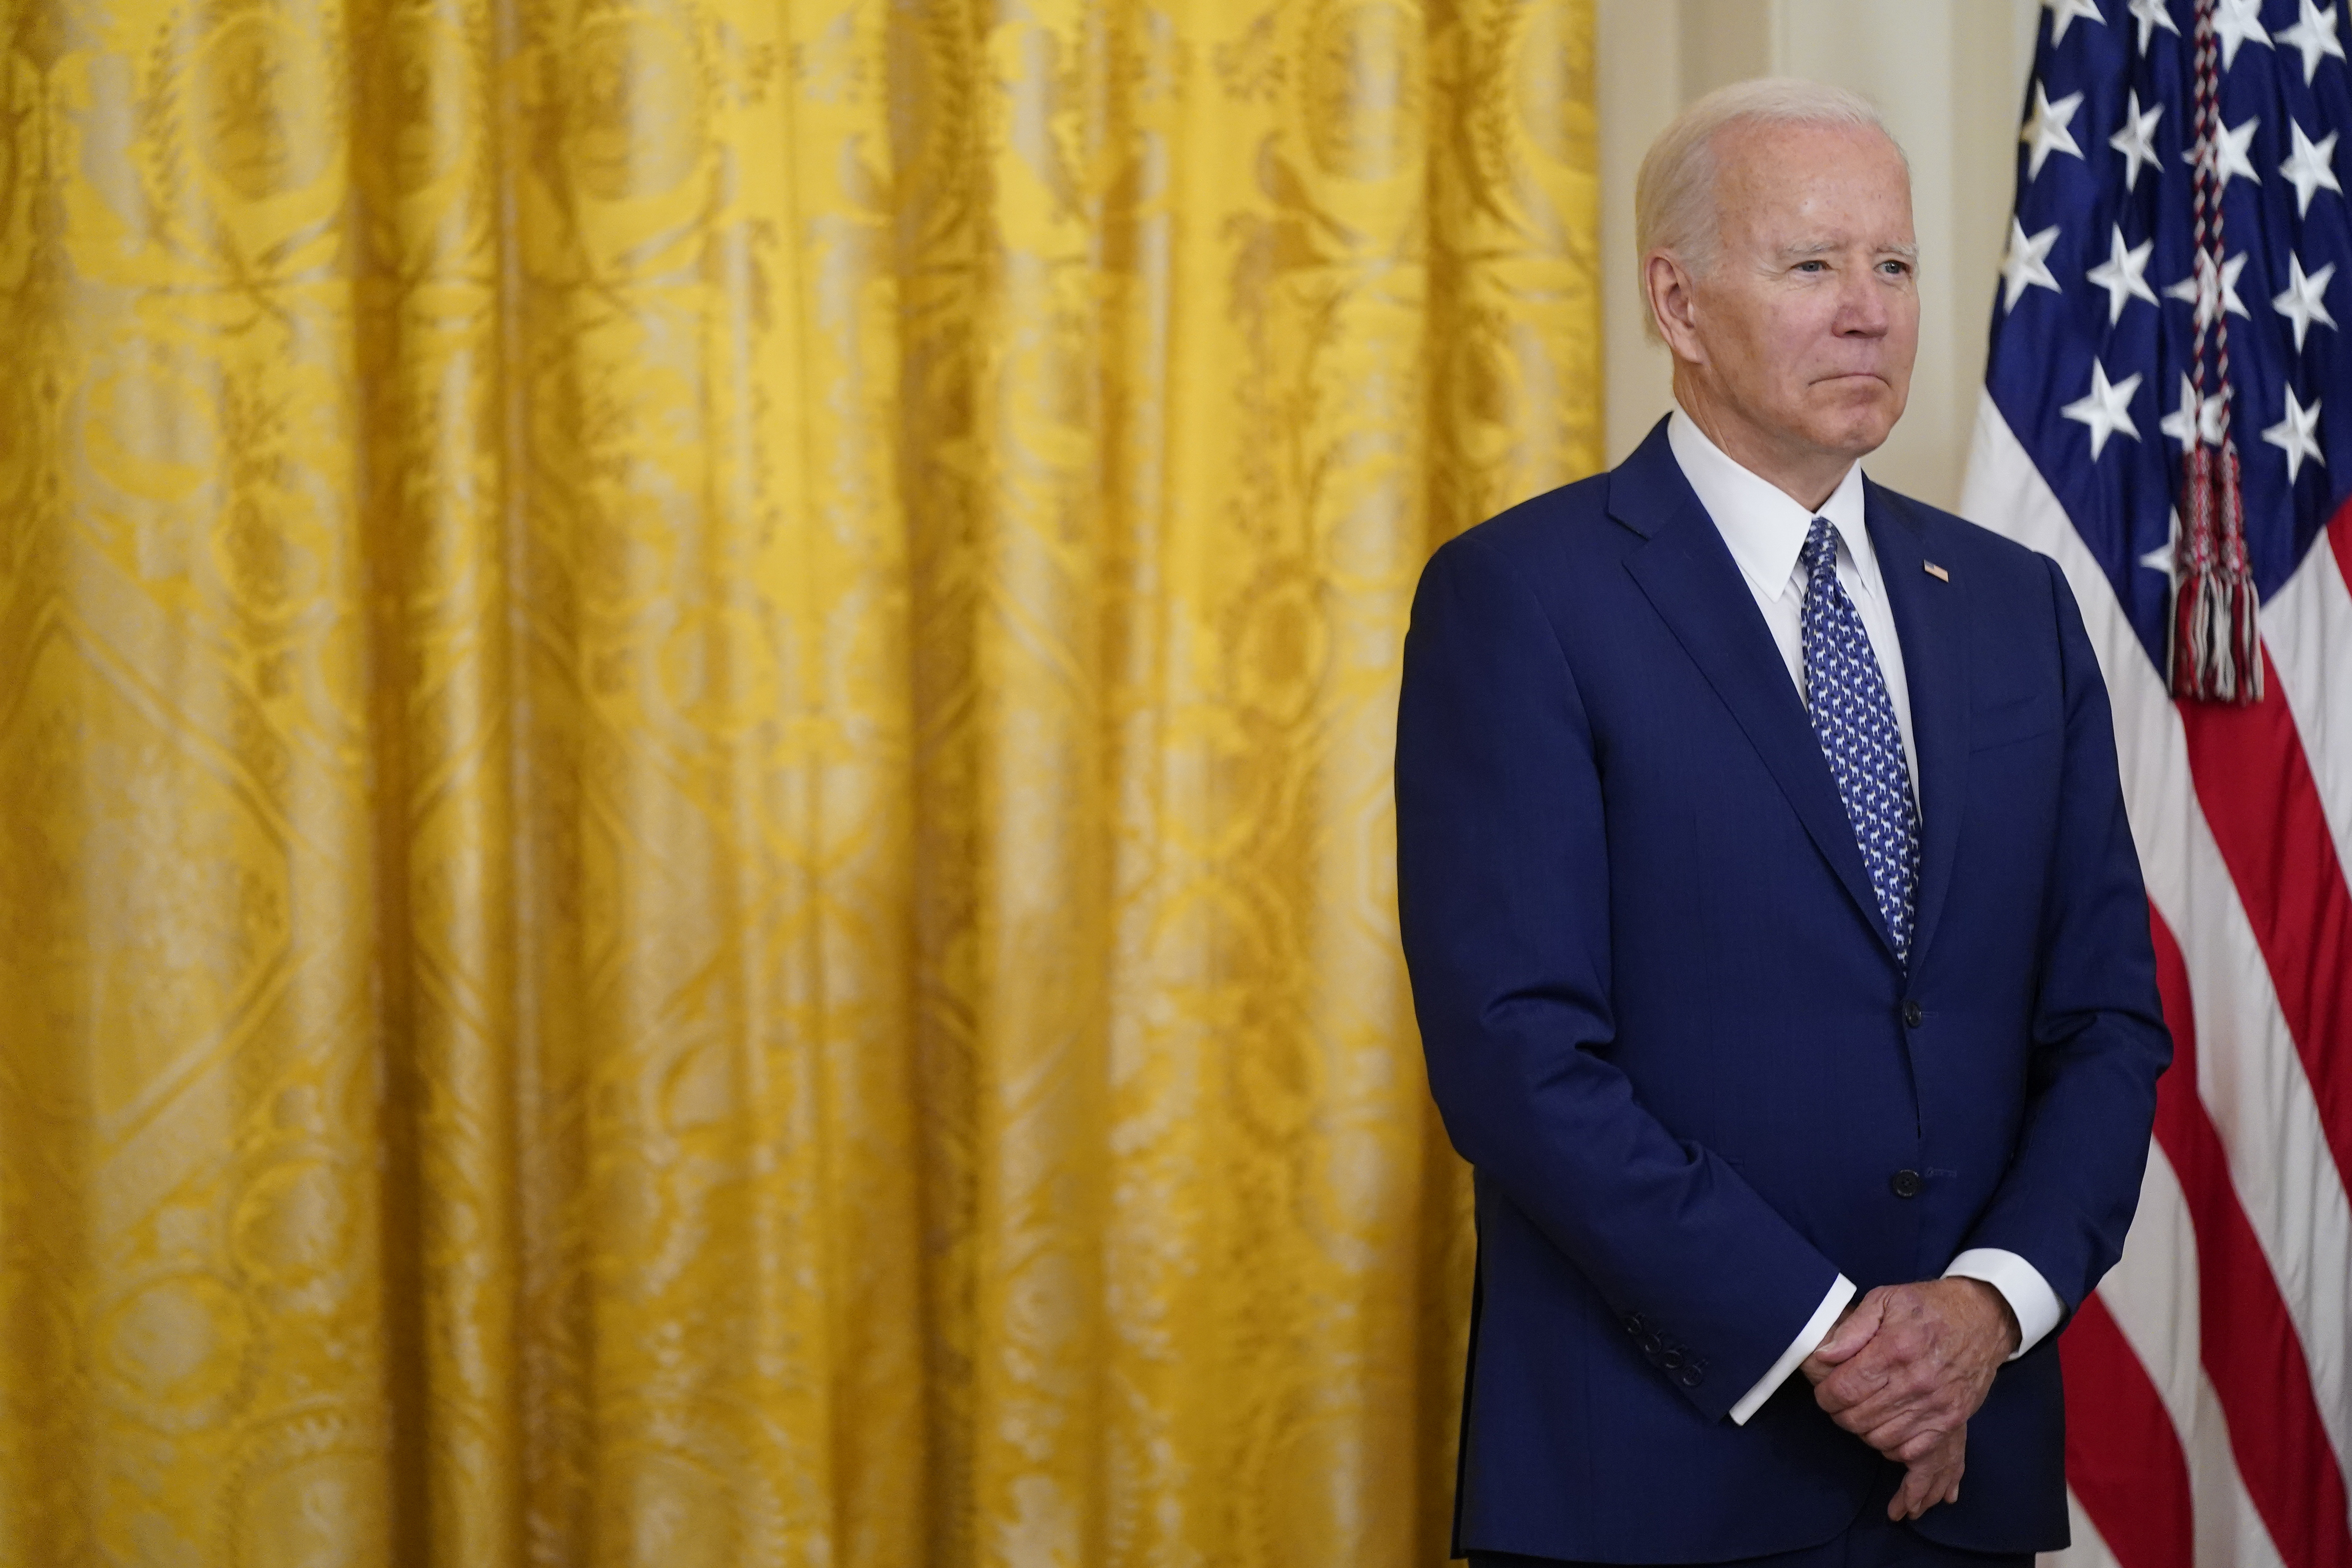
[1666,406,1878,604]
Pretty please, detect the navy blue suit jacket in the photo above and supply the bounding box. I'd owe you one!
[1395,421,2170,1563]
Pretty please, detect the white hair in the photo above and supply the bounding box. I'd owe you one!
[1634,78,1909,338]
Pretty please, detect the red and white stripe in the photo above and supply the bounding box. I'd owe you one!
[1961,392,2352,1568]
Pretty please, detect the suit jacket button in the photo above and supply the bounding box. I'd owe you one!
[1624,1312,1646,1335]
[1640,1333,1665,1357]
[1903,1000,1924,1028]
[1660,1348,1685,1369]
[1677,1365,1705,1388]
[1890,1169,1924,1199]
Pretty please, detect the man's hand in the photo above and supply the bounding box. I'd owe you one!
[1803,1279,2019,1463]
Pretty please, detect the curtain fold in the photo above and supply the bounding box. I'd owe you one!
[0,1,1599,1563]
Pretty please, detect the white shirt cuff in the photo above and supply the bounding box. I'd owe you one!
[1728,1274,1855,1425]
[1944,1248,2063,1359]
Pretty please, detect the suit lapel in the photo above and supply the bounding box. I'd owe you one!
[1612,426,1898,959]
[1866,482,1968,967]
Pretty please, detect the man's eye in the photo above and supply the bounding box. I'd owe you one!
[1797,261,1826,273]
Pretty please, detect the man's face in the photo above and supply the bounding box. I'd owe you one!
[1674,122,1919,467]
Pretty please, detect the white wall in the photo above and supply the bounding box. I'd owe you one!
[1597,0,2044,510]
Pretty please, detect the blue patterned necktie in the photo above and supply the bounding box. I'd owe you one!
[1800,516,1922,961]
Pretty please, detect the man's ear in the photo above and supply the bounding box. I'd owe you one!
[1646,251,1706,366]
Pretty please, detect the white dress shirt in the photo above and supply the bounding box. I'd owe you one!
[1663,409,2064,1426]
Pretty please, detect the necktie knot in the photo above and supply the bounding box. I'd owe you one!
[1802,516,1839,578]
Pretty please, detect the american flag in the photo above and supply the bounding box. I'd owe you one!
[1958,1,2352,1565]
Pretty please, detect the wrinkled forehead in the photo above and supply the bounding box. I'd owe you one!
[1710,121,1915,247]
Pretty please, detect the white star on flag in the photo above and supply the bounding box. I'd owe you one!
[2272,254,2337,350]
[2110,92,2165,189]
[2281,120,2342,216]
[2213,0,2274,67]
[2277,0,2347,83]
[2263,385,2326,481]
[2164,249,2251,329]
[2128,0,2181,51]
[2187,115,2263,191]
[2001,218,2063,310]
[2160,376,2228,450]
[2046,0,2106,43]
[2138,509,2181,580]
[2063,361,2144,458]
[2022,83,2086,178]
[2087,225,2159,323]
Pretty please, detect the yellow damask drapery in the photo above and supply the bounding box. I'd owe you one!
[0,1,1600,1563]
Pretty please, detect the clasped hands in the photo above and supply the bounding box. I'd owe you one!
[1799,1278,2020,1522]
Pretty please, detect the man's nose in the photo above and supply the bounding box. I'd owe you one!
[1835,269,1890,336]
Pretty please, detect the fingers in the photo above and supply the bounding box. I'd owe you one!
[1843,1388,1970,1460]
[1821,1345,1954,1437]
[1813,1346,1897,1415]
[1926,1447,1966,1515]
[1833,1378,1971,1453]
[1810,1288,1888,1369]
[1813,1300,1927,1416]
[1886,1428,1968,1521]
[1886,1457,1956,1522]
[1821,1345,1945,1426]
[1893,1425,1949,1465]
[1886,1467,1935,1521]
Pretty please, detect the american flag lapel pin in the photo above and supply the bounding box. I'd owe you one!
[1924,561,1950,581]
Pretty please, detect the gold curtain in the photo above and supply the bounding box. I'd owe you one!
[0,1,1600,1563]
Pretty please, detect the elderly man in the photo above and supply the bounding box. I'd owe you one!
[1395,79,2169,1567]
